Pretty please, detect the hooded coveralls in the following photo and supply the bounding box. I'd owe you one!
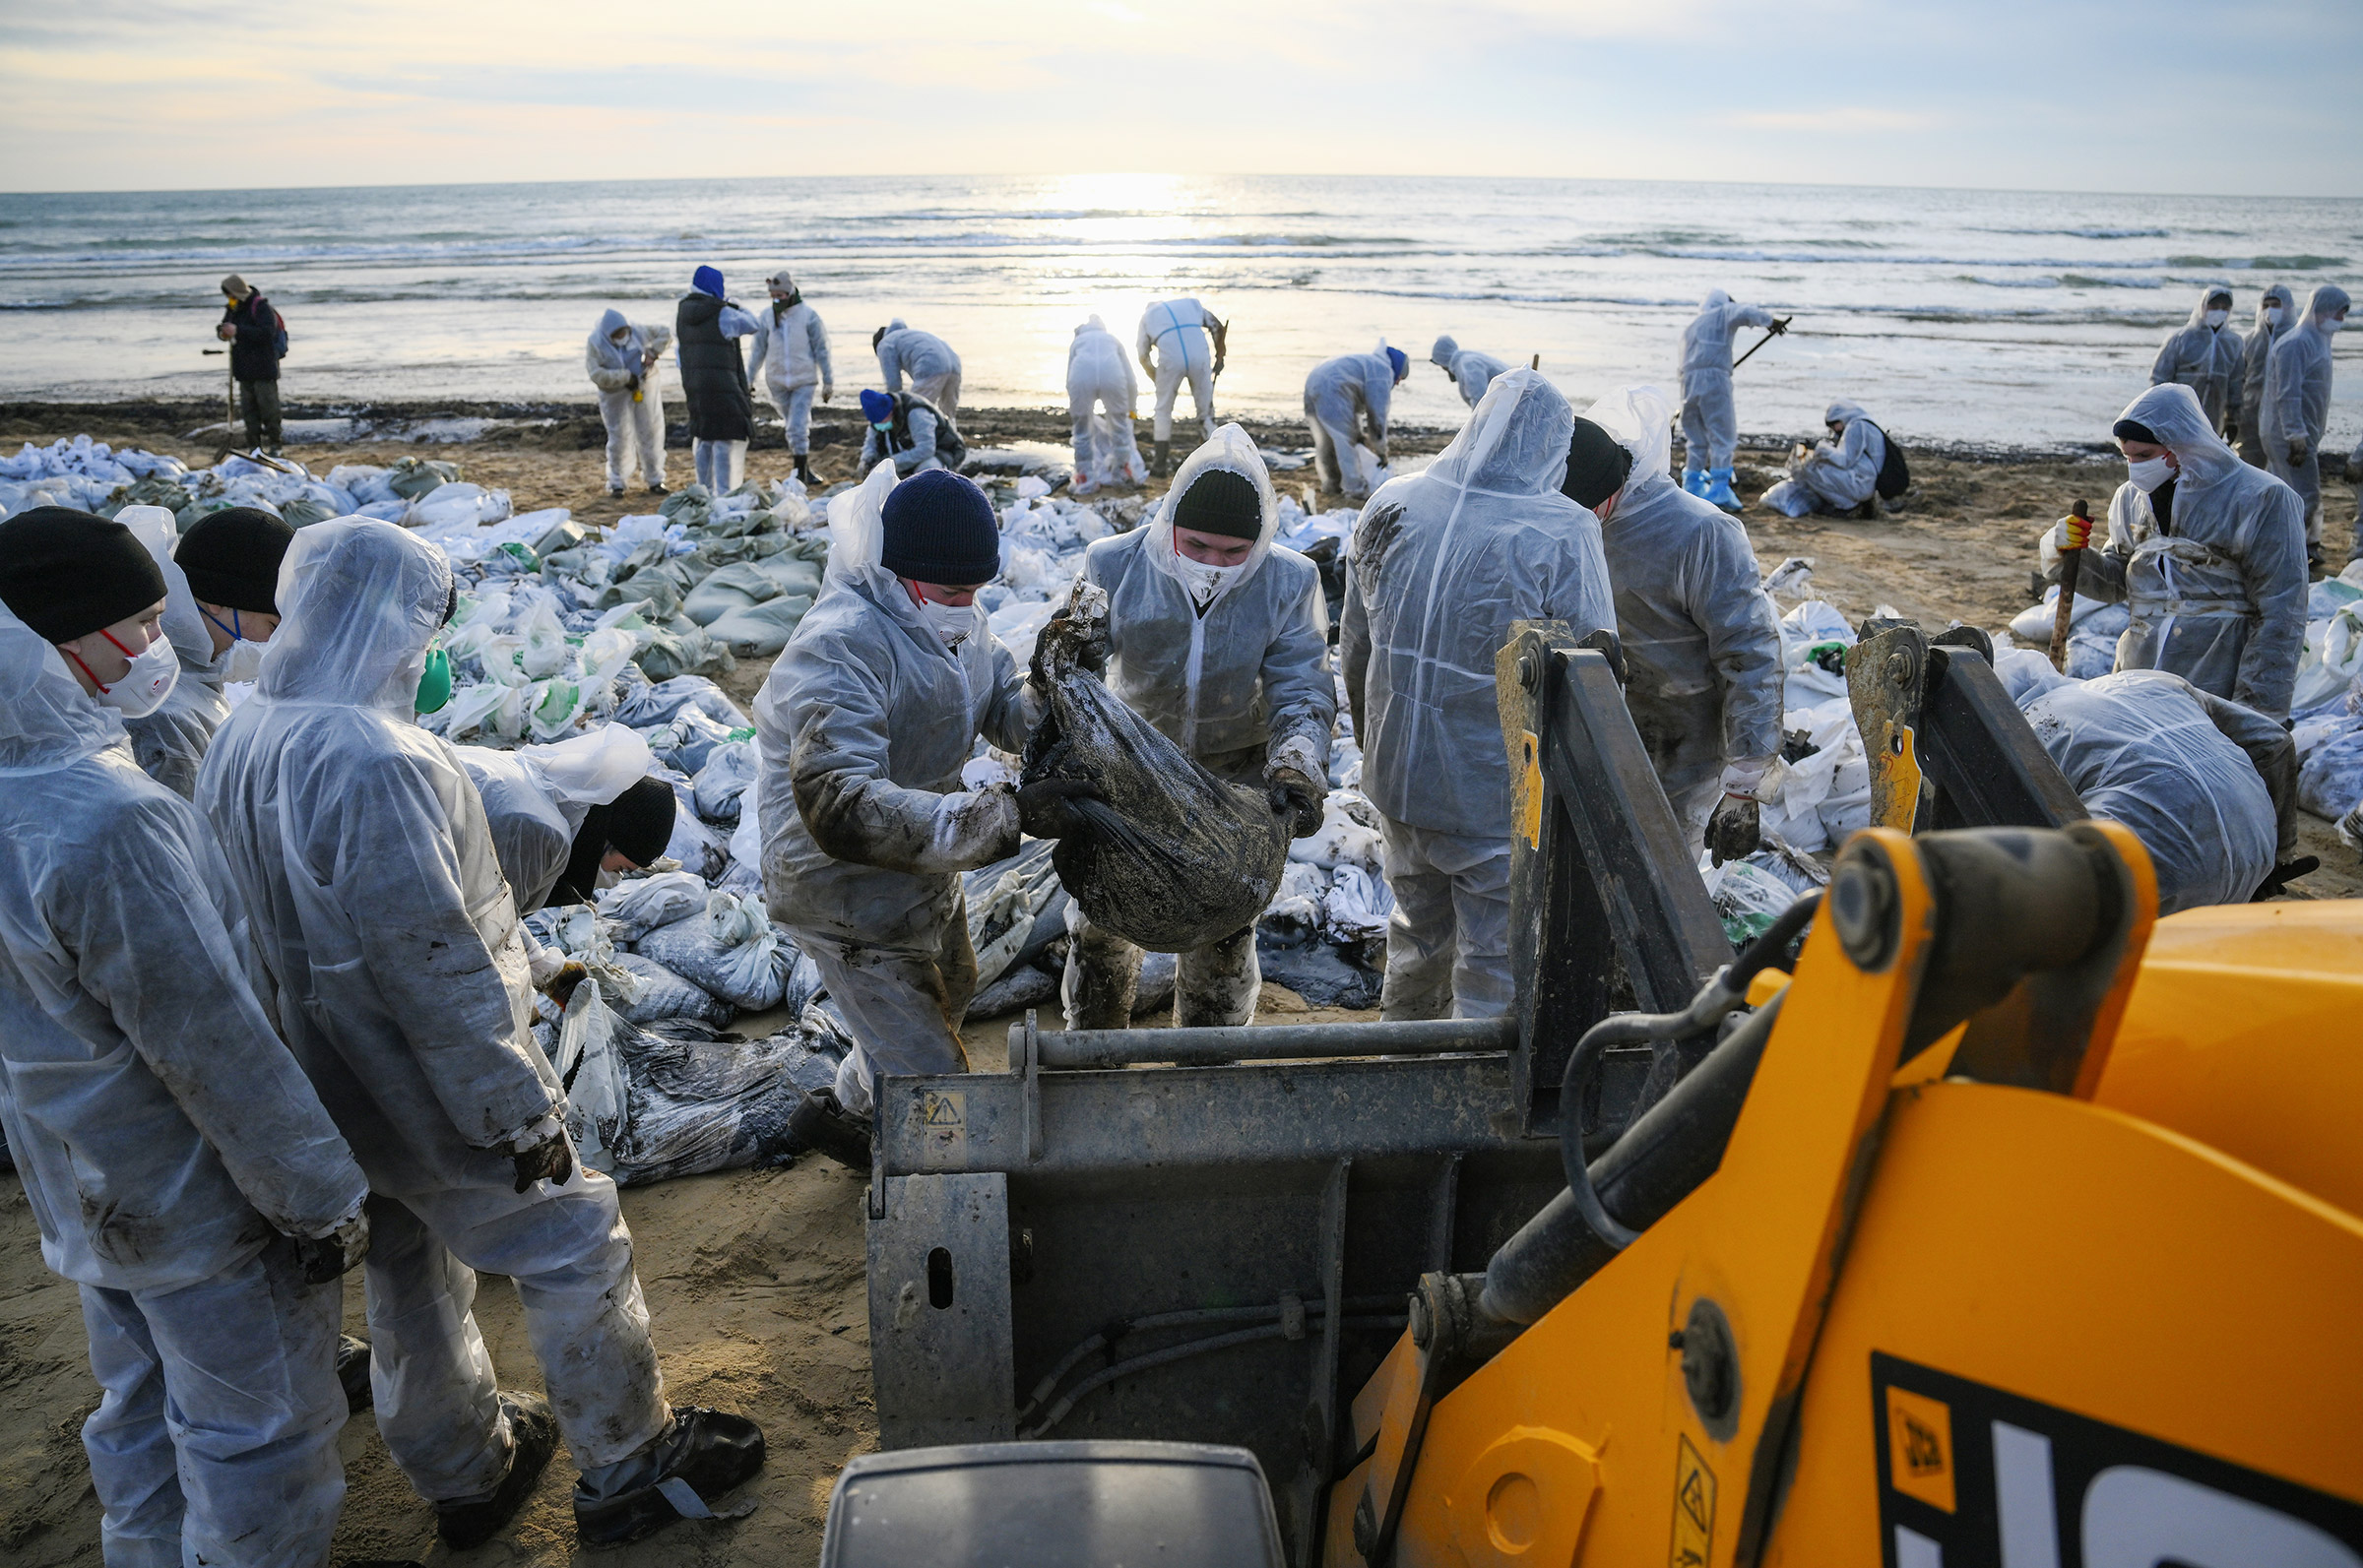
[2262,283,2351,553]
[1679,289,1777,474]
[1340,369,1616,1020]
[2150,282,2246,433]
[754,531,1037,1116]
[198,520,675,1507]
[2237,284,2300,468]
[875,320,963,415]
[1431,335,1510,409]
[1138,298,1222,443]
[747,293,833,458]
[1067,316,1144,485]
[1303,349,1398,500]
[0,608,366,1568]
[117,503,252,799]
[587,308,672,491]
[2045,383,2308,719]
[1066,426,1335,1028]
[1762,399,1885,517]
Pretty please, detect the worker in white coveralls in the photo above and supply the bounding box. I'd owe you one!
[872,318,963,416]
[1340,369,1616,1020]
[1304,343,1408,502]
[1067,314,1145,496]
[1137,297,1227,476]
[0,506,370,1568]
[118,503,290,799]
[198,519,764,1549]
[746,271,833,488]
[1050,425,1333,1029]
[1574,385,1785,859]
[1431,335,1511,409]
[586,308,671,496]
[2042,383,2308,719]
[2234,284,2299,470]
[2150,282,2244,435]
[2261,282,2351,567]
[1759,399,1888,518]
[756,468,1043,1168]
[1679,288,1783,512]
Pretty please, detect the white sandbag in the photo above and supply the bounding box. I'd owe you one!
[633,892,793,1011]
[693,739,760,826]
[610,951,733,1027]
[597,870,711,944]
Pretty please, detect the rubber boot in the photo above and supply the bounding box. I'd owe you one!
[1152,439,1172,479]
[574,1408,767,1545]
[790,1087,872,1171]
[794,455,815,486]
[436,1393,558,1550]
[1702,467,1743,514]
[1682,467,1706,497]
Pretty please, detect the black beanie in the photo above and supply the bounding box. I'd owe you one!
[1172,468,1264,541]
[551,778,678,907]
[879,470,1001,585]
[2112,418,2160,445]
[1561,418,1634,510]
[0,506,169,643]
[177,507,295,614]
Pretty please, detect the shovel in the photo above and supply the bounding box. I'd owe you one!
[1731,317,1793,372]
[2048,499,2091,672]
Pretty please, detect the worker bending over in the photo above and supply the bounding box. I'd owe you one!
[676,266,758,494]
[1058,425,1332,1029]
[2150,282,2244,434]
[0,507,369,1568]
[2044,383,2307,719]
[199,520,763,1548]
[1760,400,1886,518]
[873,319,963,416]
[747,272,833,488]
[1136,297,1226,476]
[756,470,1039,1166]
[118,503,291,798]
[1341,370,1615,1019]
[1679,288,1782,510]
[1066,314,1145,496]
[586,309,671,496]
[1573,385,1784,859]
[2261,283,2350,567]
[859,387,966,477]
[1305,344,1407,502]
[1431,335,1510,408]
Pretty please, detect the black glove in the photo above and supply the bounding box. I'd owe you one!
[508,1130,576,1194]
[1704,795,1761,867]
[1265,765,1325,839]
[290,1211,370,1285]
[1030,610,1110,687]
[1017,777,1104,839]
[2252,855,2320,901]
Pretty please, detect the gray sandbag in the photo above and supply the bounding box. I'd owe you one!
[610,951,733,1027]
[682,561,783,627]
[693,739,760,825]
[705,594,813,658]
[613,674,746,729]
[965,960,1059,1022]
[963,839,1070,990]
[596,870,710,944]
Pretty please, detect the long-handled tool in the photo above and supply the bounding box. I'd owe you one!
[2049,498,2091,672]
[203,345,234,453]
[1730,315,1793,372]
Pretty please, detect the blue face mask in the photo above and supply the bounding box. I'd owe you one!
[415,643,453,714]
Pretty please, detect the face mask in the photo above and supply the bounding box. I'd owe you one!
[214,637,269,684]
[2328,316,2347,335]
[920,598,975,648]
[415,644,453,714]
[70,629,180,718]
[2266,306,2286,329]
[1173,554,1245,608]
[2203,308,2228,329]
[2126,455,2175,494]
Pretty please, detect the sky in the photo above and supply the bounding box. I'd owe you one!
[2,0,2357,196]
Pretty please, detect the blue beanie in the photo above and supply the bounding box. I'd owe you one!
[860,389,895,425]
[1385,345,1409,381]
[692,265,725,299]
[880,470,1000,586]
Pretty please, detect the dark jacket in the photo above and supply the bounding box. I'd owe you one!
[223,293,280,384]
[675,292,754,443]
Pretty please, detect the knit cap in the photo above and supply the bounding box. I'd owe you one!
[0,506,169,643]
[880,470,1000,586]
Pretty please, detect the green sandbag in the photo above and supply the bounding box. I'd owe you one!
[751,553,824,598]
[705,594,814,658]
[387,455,463,500]
[682,561,785,626]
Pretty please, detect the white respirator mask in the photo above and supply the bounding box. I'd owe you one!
[2266,306,2286,329]
[920,597,976,648]
[2125,455,2175,494]
[2203,308,2229,329]
[1174,556,1245,609]
[84,634,182,718]
[2327,315,2347,335]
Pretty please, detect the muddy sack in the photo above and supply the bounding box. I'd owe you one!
[1023,604,1291,954]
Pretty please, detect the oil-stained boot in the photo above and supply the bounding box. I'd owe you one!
[1152,439,1172,479]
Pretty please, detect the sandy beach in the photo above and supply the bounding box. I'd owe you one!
[0,397,2356,1565]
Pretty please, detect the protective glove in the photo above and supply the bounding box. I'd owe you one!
[2289,436,2311,463]
[1370,441,1390,469]
[1029,609,1109,687]
[1704,794,1761,867]
[1264,765,1326,840]
[2052,513,2091,551]
[506,1129,576,1194]
[291,1209,370,1285]
[1016,777,1104,840]
[822,386,835,404]
[2252,855,2321,901]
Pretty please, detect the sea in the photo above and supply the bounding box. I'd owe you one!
[2,174,2356,453]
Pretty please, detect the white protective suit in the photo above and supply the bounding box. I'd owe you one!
[1679,289,1777,476]
[1067,425,1336,1028]
[2149,282,2244,433]
[586,308,671,491]
[1586,386,1786,846]
[1066,315,1144,487]
[1761,399,1886,517]
[2262,283,2351,553]
[196,520,675,1505]
[1138,298,1221,443]
[119,504,250,799]
[1431,335,1511,409]
[875,319,963,414]
[1339,369,1616,1019]
[753,469,1036,1115]
[1995,654,2290,914]
[2236,283,2300,468]
[747,291,833,457]
[457,725,655,915]
[2046,384,2310,719]
[1304,346,1399,499]
[0,607,367,1568]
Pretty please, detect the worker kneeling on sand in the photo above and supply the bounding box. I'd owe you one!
[1995,652,2298,911]
[1760,399,1887,518]
[859,386,967,478]
[0,507,370,1568]
[586,308,672,496]
[1067,314,1146,496]
[756,468,1042,1166]
[1572,386,1785,860]
[197,520,763,1548]
[1304,343,1407,502]
[1056,425,1333,1029]
[1340,369,1616,1020]
[2040,383,2308,719]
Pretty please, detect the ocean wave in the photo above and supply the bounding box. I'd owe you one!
[1979,225,2171,239]
[2057,274,2165,289]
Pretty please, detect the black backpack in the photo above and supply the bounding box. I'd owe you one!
[1868,421,1909,499]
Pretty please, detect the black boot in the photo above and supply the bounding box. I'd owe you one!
[336,1334,373,1413]
[435,1393,558,1550]
[574,1408,767,1545]
[795,455,816,486]
[789,1087,872,1171]
[1151,439,1171,479]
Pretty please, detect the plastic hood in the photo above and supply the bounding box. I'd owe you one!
[2183,282,2236,328]
[0,604,126,775]
[117,504,214,665]
[1145,423,1280,604]
[1426,367,1575,498]
[256,518,452,714]
[1583,384,1676,500]
[2115,383,2239,487]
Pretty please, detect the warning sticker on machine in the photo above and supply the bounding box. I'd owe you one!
[1671,1433,1715,1566]
[1872,1352,2363,1564]
[915,1089,966,1169]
